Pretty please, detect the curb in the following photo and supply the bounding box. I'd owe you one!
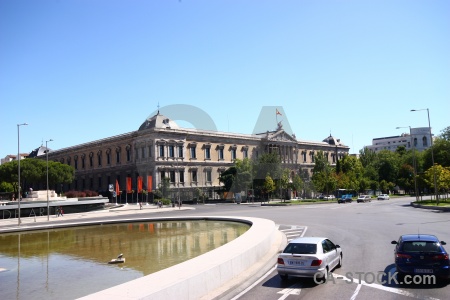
[410,202,450,212]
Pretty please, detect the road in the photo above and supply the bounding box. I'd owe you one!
[4,196,448,300]
[170,197,450,300]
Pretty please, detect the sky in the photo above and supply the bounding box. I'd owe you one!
[1,0,449,160]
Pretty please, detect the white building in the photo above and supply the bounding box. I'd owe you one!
[0,153,29,165]
[365,127,433,153]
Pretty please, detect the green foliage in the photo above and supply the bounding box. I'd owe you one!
[0,159,75,195]
[263,175,275,197]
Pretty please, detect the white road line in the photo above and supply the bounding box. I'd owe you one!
[230,264,277,300]
[277,283,302,300]
[231,226,308,300]
[332,273,440,300]
[350,283,362,300]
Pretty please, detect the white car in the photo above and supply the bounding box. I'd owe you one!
[357,195,372,203]
[377,194,390,200]
[277,237,342,282]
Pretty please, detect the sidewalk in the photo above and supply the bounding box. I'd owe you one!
[0,203,194,233]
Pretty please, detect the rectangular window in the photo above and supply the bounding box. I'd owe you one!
[142,147,145,158]
[98,155,101,166]
[159,145,165,157]
[89,156,93,167]
[192,170,197,182]
[82,157,85,169]
[161,171,165,179]
[116,151,120,163]
[231,149,236,160]
[206,170,212,182]
[74,159,78,170]
[205,148,211,159]
[178,146,183,158]
[190,147,196,159]
[127,148,131,161]
[170,170,175,183]
[179,171,184,183]
[148,146,152,157]
[302,152,306,162]
[107,153,111,165]
[169,145,175,158]
[219,149,224,160]
[243,149,248,158]
[135,149,139,160]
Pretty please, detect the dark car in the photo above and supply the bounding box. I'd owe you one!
[338,194,353,204]
[391,234,450,280]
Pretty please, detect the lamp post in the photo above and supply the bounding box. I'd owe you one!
[396,126,418,201]
[17,123,28,226]
[411,108,438,203]
[46,139,53,221]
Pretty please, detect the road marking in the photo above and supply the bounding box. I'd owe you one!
[230,264,277,300]
[332,273,440,300]
[277,283,301,300]
[350,283,362,300]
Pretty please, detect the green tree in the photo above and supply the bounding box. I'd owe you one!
[0,159,75,197]
[263,175,275,201]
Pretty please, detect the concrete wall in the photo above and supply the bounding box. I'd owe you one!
[80,216,280,300]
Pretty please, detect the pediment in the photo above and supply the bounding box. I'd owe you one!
[265,130,297,142]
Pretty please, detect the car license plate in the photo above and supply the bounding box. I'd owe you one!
[414,269,433,274]
[288,260,305,266]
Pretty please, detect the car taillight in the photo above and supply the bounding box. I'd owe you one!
[432,254,449,260]
[311,259,322,266]
[396,253,412,259]
[277,258,285,265]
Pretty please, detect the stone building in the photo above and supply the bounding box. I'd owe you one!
[42,112,349,202]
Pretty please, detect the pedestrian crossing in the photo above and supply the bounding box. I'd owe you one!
[277,224,307,241]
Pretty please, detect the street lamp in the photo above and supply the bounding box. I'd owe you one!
[410,108,438,203]
[17,123,28,226]
[396,126,418,201]
[46,139,53,221]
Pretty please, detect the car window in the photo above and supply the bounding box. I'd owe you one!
[284,243,317,254]
[322,240,331,253]
[325,239,336,250]
[402,241,441,253]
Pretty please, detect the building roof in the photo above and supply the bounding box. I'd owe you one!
[28,145,51,158]
[138,111,180,131]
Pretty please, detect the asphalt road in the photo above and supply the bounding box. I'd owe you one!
[172,197,450,300]
[3,197,448,300]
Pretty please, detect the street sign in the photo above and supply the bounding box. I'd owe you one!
[108,184,114,192]
[113,191,117,197]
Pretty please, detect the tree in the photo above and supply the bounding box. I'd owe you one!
[263,175,275,201]
[439,126,450,141]
[423,165,450,200]
[0,159,75,197]
[253,152,282,197]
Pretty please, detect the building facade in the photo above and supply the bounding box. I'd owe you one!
[365,127,433,153]
[41,112,349,201]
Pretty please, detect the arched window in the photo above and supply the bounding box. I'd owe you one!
[422,136,428,147]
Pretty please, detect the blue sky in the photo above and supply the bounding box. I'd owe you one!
[1,0,449,160]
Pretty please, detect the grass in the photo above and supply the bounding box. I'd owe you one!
[414,198,450,206]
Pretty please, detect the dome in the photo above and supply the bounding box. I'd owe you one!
[28,145,51,158]
[138,111,180,131]
[323,134,344,146]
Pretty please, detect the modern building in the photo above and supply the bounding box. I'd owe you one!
[36,111,349,201]
[365,127,433,153]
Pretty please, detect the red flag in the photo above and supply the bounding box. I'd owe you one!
[276,109,282,116]
[126,177,132,193]
[115,180,120,195]
[137,176,143,193]
[147,175,152,192]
